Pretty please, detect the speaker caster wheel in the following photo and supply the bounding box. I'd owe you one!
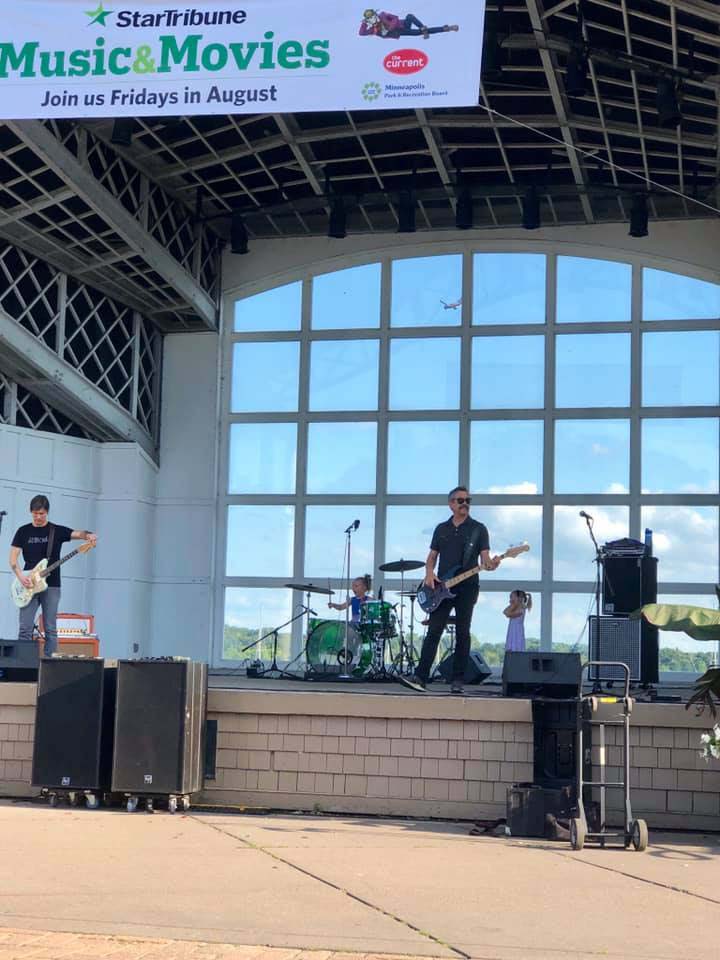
[69,792,78,807]
[182,796,190,812]
[85,794,99,810]
[126,797,138,813]
[146,798,154,814]
[168,796,177,814]
[48,794,58,808]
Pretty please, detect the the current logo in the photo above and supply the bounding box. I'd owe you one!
[383,49,428,75]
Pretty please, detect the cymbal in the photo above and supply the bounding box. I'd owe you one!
[284,582,335,596]
[379,558,424,573]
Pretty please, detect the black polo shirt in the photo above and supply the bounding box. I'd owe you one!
[430,516,490,583]
[11,522,73,588]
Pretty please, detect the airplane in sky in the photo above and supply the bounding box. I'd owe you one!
[440,298,462,310]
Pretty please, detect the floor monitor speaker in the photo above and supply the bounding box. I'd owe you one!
[111,659,207,795]
[32,658,116,791]
[437,650,492,684]
[502,651,582,698]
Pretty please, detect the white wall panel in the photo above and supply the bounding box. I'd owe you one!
[149,582,212,659]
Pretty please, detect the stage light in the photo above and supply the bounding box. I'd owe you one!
[110,118,134,147]
[397,189,416,233]
[565,45,589,98]
[628,195,648,238]
[656,75,681,128]
[455,187,474,230]
[327,195,346,239]
[230,213,249,255]
[522,186,541,230]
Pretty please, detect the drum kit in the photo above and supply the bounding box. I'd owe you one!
[284,558,427,681]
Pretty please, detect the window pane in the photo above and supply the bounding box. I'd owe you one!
[471,420,543,493]
[389,337,460,410]
[307,422,377,494]
[309,339,379,411]
[387,421,459,494]
[552,594,594,657]
[313,264,381,329]
[642,418,718,494]
[304,506,375,579]
[556,333,630,408]
[554,505,630,581]
[385,506,447,573]
[473,253,546,325]
[234,283,301,333]
[555,420,630,494]
[391,255,463,327]
[557,257,631,323]
[641,506,718,583]
[643,268,720,321]
[642,331,719,407]
[472,593,542,664]
[471,335,544,409]
[656,592,719,674]
[231,341,299,412]
[229,423,296,494]
[477,506,542,580]
[223,587,293,661]
[226,505,294,577]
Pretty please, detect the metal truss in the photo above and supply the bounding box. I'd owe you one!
[0,240,161,457]
[0,119,221,331]
[1,371,90,440]
[64,0,718,241]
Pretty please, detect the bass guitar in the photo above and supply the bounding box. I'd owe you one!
[10,542,96,609]
[416,543,530,614]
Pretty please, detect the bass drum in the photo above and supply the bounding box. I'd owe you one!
[306,620,371,676]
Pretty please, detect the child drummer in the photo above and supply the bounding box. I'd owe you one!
[328,574,372,623]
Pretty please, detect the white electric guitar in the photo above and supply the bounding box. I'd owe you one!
[10,542,96,609]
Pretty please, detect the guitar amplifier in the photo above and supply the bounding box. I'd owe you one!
[38,612,99,658]
[588,616,642,682]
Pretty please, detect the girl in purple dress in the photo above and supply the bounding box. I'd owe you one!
[503,590,532,652]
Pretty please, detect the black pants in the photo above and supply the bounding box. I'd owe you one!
[389,14,446,37]
[417,581,479,683]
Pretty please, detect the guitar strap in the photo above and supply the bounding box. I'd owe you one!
[45,523,55,562]
[461,521,483,572]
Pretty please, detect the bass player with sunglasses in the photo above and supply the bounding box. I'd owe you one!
[400,485,500,695]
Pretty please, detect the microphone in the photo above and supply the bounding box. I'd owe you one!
[353,519,360,530]
[579,511,593,520]
[0,510,6,516]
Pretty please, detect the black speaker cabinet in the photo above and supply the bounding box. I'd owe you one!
[602,556,657,615]
[32,658,116,791]
[437,650,492,684]
[111,659,208,796]
[502,651,582,698]
[588,615,658,685]
[0,639,39,682]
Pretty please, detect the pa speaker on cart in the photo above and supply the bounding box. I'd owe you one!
[437,650,491,685]
[32,657,116,792]
[111,658,207,795]
[502,651,582,698]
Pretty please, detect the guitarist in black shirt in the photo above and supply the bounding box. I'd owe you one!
[401,486,500,695]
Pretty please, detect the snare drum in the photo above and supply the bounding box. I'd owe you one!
[360,600,397,638]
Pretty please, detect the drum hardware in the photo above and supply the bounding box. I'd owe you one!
[305,620,371,678]
[378,559,424,676]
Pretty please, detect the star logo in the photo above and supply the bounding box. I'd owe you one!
[85,3,113,27]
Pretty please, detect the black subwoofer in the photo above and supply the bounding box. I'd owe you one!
[32,658,116,791]
[437,650,492,684]
[111,659,207,795]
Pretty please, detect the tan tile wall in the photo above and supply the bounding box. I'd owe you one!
[0,684,718,830]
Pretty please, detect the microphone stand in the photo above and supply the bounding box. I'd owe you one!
[583,514,604,690]
[240,607,307,679]
[338,521,357,680]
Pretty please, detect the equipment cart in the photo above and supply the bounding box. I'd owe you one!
[569,661,649,852]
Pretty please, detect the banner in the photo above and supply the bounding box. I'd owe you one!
[0,1,485,119]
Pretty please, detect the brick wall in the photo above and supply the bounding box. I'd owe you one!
[0,684,35,796]
[0,683,718,830]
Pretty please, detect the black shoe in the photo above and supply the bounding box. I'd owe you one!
[399,673,426,693]
[450,682,464,695]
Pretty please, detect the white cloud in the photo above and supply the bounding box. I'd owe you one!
[591,443,609,456]
[486,481,539,495]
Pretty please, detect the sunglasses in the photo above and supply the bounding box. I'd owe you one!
[453,497,472,505]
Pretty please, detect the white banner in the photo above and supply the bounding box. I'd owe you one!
[0,1,485,118]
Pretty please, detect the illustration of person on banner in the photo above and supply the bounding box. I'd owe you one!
[358,9,459,39]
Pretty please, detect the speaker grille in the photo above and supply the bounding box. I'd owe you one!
[588,616,641,681]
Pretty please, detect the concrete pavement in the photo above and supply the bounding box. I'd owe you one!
[0,800,718,959]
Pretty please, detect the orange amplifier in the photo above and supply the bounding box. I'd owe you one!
[37,612,99,658]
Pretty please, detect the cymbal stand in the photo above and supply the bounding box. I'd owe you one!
[392,569,418,676]
[338,521,356,680]
[406,592,419,670]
